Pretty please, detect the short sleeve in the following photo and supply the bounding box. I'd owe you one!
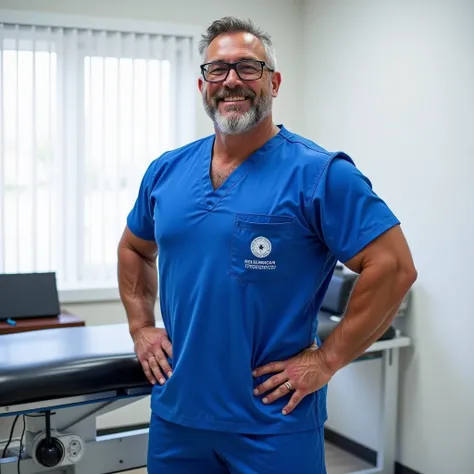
[310,155,400,263]
[126,159,160,241]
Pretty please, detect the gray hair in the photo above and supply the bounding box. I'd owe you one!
[198,17,277,70]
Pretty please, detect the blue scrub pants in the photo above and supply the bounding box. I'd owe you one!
[147,413,327,474]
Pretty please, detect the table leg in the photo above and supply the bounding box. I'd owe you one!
[346,347,400,474]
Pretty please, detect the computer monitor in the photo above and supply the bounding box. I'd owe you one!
[0,272,60,321]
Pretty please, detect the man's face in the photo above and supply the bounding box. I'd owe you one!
[198,32,281,135]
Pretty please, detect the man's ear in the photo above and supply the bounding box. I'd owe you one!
[271,71,282,98]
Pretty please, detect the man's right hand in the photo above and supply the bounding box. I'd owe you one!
[132,326,173,385]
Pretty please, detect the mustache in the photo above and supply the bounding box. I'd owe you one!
[212,87,256,101]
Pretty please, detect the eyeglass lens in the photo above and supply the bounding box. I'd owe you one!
[204,61,263,81]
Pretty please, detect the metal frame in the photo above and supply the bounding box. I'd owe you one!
[348,336,411,474]
[0,388,151,474]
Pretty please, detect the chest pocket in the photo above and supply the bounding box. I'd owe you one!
[229,213,295,283]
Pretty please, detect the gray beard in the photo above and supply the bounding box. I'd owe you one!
[202,92,272,135]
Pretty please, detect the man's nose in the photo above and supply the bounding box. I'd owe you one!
[222,68,242,88]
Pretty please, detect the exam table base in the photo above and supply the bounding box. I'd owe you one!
[0,392,149,474]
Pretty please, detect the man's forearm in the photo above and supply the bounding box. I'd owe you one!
[117,244,158,338]
[319,261,416,373]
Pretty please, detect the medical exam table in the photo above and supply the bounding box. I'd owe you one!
[0,270,412,474]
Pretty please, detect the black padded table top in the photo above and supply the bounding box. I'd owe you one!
[0,324,149,407]
[0,318,395,408]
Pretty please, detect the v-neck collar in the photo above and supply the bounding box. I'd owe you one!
[201,125,287,212]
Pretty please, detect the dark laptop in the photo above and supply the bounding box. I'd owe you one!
[0,272,60,321]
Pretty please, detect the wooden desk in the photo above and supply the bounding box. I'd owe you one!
[0,313,85,335]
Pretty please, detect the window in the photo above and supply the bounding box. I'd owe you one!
[0,13,197,300]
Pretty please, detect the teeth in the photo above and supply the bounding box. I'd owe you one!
[223,96,246,102]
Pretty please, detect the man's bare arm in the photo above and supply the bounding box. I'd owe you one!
[117,226,159,339]
[319,224,417,372]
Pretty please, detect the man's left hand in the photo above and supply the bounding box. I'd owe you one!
[252,343,334,415]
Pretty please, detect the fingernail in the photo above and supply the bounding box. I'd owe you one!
[159,378,165,384]
[167,371,172,377]
[253,389,259,395]
[282,409,287,415]
[252,370,257,376]
[262,397,268,404]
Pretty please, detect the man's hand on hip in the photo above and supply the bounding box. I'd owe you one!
[252,343,333,416]
[132,327,173,385]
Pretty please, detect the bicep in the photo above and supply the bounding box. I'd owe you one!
[343,224,416,276]
[119,226,158,264]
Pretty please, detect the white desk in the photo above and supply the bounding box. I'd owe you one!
[347,334,412,474]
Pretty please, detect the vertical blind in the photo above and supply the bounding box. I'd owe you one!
[0,21,195,290]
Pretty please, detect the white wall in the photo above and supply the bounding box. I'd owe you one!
[301,1,474,473]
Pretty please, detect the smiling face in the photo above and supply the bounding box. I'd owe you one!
[198,32,281,135]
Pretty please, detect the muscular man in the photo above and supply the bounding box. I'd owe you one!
[117,16,417,474]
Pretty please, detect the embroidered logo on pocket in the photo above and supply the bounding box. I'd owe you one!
[250,236,272,258]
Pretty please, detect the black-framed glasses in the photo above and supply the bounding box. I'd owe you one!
[200,59,274,83]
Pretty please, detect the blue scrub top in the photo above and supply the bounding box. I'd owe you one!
[127,125,400,434]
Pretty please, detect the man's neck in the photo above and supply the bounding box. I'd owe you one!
[213,117,280,164]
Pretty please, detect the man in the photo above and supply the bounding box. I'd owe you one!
[117,16,417,474]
